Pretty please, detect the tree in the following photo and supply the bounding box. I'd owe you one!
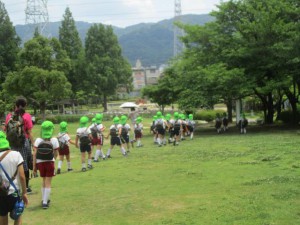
[212,0,300,123]
[85,24,132,111]
[0,1,20,84]
[59,7,84,93]
[3,34,72,118]
[4,67,72,117]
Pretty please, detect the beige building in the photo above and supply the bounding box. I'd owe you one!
[131,60,163,92]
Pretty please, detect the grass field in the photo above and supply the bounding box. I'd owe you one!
[13,121,300,225]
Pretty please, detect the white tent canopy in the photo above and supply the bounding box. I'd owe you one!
[119,102,139,108]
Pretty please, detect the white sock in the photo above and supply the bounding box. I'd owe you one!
[82,163,86,168]
[88,159,92,165]
[153,136,156,142]
[43,188,51,204]
[41,188,45,200]
[121,147,126,155]
[107,148,111,156]
[67,162,71,169]
[58,160,62,169]
[190,133,194,139]
[157,138,161,145]
[137,140,141,146]
[95,150,101,160]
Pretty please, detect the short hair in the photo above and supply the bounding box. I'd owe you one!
[15,97,27,108]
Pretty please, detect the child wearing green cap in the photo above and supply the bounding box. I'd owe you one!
[187,114,196,140]
[238,114,248,134]
[33,121,59,209]
[120,115,131,152]
[134,117,143,147]
[105,117,127,158]
[0,131,29,224]
[56,121,75,174]
[154,112,168,147]
[75,116,93,172]
[89,114,106,162]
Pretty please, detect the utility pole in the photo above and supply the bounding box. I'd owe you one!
[173,0,184,56]
[25,0,49,36]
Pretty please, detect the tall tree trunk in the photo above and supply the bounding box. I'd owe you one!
[265,92,274,124]
[225,99,233,122]
[40,102,46,120]
[103,95,108,112]
[285,89,298,123]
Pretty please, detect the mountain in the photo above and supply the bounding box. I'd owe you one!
[15,14,214,67]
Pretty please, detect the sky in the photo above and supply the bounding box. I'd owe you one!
[2,0,224,28]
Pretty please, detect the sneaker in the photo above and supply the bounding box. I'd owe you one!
[42,203,49,209]
[106,155,112,159]
[123,153,127,157]
[26,187,32,194]
[56,168,61,174]
[158,144,162,147]
[82,168,87,172]
[42,200,50,209]
[93,159,99,162]
[102,157,106,160]
[67,168,73,172]
[88,164,93,169]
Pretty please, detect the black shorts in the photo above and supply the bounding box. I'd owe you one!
[187,125,194,132]
[0,193,18,216]
[156,128,165,135]
[80,144,91,153]
[121,135,129,144]
[110,136,121,146]
[173,128,180,136]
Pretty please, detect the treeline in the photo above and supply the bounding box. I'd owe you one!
[0,4,132,118]
[143,0,300,124]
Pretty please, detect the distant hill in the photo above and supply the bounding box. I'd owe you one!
[15,14,214,67]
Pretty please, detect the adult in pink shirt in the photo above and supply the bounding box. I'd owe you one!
[5,97,34,193]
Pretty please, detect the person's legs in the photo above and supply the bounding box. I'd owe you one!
[57,154,63,174]
[66,154,72,171]
[0,215,8,225]
[42,177,52,208]
[106,145,114,158]
[81,152,86,170]
[14,215,22,225]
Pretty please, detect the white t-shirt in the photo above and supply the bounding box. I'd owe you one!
[155,119,166,129]
[0,150,24,195]
[88,123,105,133]
[57,132,71,146]
[34,137,59,163]
[134,123,143,131]
[76,127,91,137]
[120,124,131,135]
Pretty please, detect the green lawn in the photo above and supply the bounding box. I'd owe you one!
[16,121,300,225]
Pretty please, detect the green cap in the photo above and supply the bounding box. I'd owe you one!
[189,114,193,120]
[113,116,120,124]
[80,116,89,128]
[174,112,179,119]
[136,116,142,123]
[121,115,127,125]
[59,121,68,133]
[153,115,157,121]
[92,118,96,123]
[0,131,10,150]
[41,121,54,139]
[165,113,171,120]
[156,111,162,118]
[95,113,103,124]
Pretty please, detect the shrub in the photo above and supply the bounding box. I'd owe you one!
[277,111,300,124]
[194,109,226,122]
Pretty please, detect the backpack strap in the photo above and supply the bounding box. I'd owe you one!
[0,150,20,197]
[0,150,11,162]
